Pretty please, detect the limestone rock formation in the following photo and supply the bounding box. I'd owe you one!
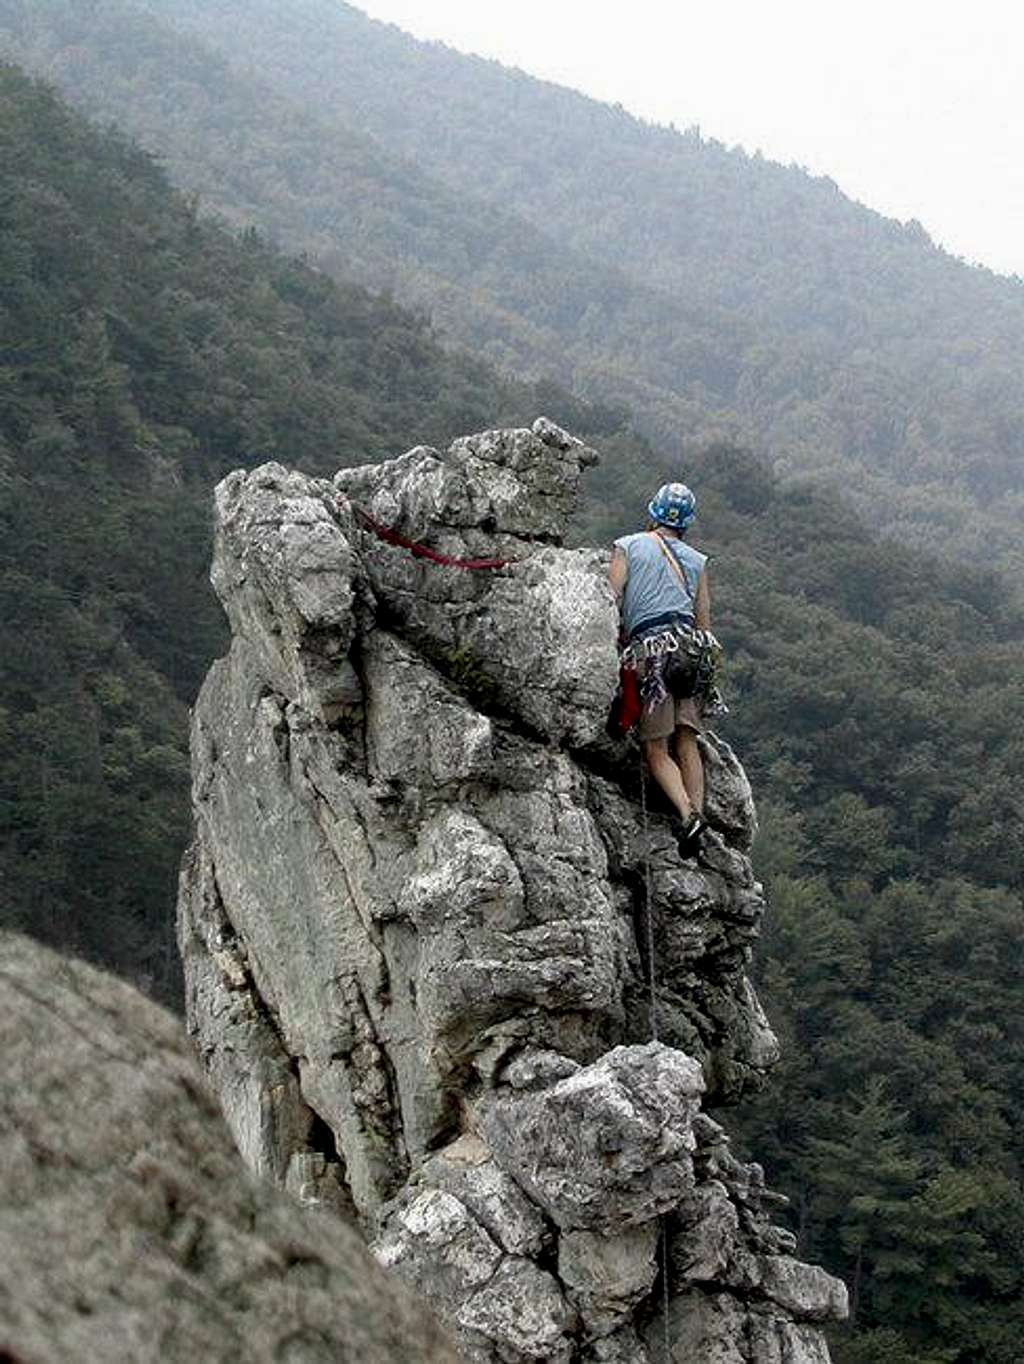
[178,419,846,1362]
[0,930,460,1364]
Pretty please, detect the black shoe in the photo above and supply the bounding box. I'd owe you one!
[676,813,707,855]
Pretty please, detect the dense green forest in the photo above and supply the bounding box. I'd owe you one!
[600,436,1024,1357]
[682,448,1024,1362]
[5,0,1024,588]
[2,47,1023,1364]
[0,62,635,999]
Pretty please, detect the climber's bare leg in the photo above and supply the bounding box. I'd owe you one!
[673,726,704,815]
[643,737,693,822]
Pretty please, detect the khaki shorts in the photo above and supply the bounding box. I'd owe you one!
[638,694,705,742]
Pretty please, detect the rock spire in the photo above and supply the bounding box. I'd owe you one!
[178,419,846,1361]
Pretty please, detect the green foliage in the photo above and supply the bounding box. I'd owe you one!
[684,456,1024,1360]
[0,61,631,1001]
[8,0,1024,586]
[829,1327,958,1364]
[439,646,503,713]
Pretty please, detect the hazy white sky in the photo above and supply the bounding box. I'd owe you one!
[356,0,1024,279]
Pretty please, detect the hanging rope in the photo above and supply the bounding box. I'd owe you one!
[660,1218,673,1364]
[348,502,514,571]
[638,747,673,1363]
[638,747,658,1042]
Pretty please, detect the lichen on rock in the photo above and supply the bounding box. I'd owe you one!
[178,418,846,1361]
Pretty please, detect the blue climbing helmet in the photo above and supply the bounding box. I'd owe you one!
[647,482,696,531]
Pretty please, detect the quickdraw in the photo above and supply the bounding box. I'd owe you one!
[620,624,727,717]
[619,625,721,672]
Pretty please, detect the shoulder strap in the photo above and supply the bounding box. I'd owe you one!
[648,531,692,597]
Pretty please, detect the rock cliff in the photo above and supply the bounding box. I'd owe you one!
[0,930,460,1363]
[178,420,847,1362]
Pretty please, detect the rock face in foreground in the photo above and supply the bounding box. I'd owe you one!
[0,931,460,1364]
[179,420,846,1362]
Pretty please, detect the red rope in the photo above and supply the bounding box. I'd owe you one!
[350,504,512,571]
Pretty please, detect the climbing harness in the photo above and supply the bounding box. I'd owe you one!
[618,624,690,671]
[620,623,724,714]
[620,623,720,677]
[347,501,513,571]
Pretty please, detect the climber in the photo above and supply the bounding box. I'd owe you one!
[609,482,714,853]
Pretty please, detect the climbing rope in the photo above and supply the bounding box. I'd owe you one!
[660,1221,672,1363]
[638,747,673,1364]
[638,747,658,1043]
[348,502,514,571]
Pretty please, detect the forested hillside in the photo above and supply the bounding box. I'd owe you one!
[2,41,1024,1364]
[0,61,634,999]
[5,0,1024,585]
[685,448,1024,1361]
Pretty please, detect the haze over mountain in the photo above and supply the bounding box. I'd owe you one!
[3,12,1024,1364]
[4,0,1024,584]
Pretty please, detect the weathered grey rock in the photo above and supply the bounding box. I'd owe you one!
[372,1160,573,1362]
[366,629,495,788]
[179,422,845,1364]
[0,932,460,1364]
[584,1327,651,1363]
[750,1256,850,1322]
[373,1186,504,1301]
[664,1158,850,1332]
[335,418,596,545]
[559,1224,659,1335]
[457,1257,577,1361]
[651,1288,837,1364]
[672,1179,740,1283]
[184,640,408,1220]
[585,769,778,1093]
[334,422,617,748]
[419,1134,550,1258]
[652,1292,748,1364]
[699,735,758,851]
[501,1047,582,1090]
[210,463,361,723]
[746,1313,835,1364]
[478,1042,704,1232]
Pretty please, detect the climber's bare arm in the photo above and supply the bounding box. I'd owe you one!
[608,547,628,605]
[695,569,711,631]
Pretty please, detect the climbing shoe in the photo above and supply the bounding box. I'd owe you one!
[676,813,707,856]
[681,812,703,856]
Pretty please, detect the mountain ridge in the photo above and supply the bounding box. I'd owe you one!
[6,0,1024,583]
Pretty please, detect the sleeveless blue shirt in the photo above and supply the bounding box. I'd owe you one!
[614,531,707,638]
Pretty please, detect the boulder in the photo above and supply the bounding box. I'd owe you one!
[0,931,459,1364]
[478,1042,704,1232]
